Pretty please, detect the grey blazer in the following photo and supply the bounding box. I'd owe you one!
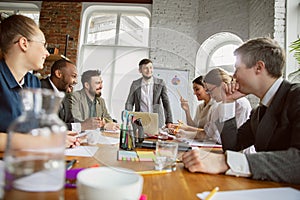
[70,89,112,122]
[125,77,173,127]
[220,80,300,184]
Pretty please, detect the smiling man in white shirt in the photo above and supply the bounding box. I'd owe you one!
[125,58,173,128]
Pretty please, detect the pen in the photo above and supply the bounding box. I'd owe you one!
[137,170,171,175]
[75,132,87,138]
[205,187,219,200]
[66,159,77,170]
[174,120,183,133]
[176,88,182,97]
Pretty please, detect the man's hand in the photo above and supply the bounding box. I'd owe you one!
[81,117,102,131]
[221,82,246,103]
[66,131,80,148]
[182,148,229,174]
[104,122,120,131]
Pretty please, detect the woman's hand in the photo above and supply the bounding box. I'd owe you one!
[180,96,190,112]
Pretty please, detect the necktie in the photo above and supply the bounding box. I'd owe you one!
[258,104,267,122]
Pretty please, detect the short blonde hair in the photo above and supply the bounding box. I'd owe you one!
[203,68,232,86]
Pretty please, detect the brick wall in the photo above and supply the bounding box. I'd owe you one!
[38,1,82,76]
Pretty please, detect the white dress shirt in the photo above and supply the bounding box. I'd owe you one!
[140,77,154,113]
[193,98,216,128]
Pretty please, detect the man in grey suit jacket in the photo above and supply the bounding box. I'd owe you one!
[182,37,300,184]
[125,58,173,128]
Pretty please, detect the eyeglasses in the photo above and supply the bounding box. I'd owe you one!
[28,39,48,49]
[205,85,217,94]
[13,38,48,49]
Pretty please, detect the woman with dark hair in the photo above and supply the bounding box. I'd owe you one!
[179,75,215,130]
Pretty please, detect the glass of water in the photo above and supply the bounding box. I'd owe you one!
[154,141,178,171]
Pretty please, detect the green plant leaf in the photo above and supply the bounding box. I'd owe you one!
[290,38,300,64]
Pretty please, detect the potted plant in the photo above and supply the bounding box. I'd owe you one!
[288,38,300,83]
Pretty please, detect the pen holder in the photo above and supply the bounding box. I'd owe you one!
[132,118,144,147]
[119,129,135,151]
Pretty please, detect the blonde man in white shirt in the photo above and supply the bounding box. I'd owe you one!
[182,37,300,184]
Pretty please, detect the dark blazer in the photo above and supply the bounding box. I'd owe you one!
[125,77,173,127]
[220,80,300,184]
[40,77,74,130]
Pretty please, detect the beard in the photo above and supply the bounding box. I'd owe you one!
[95,92,101,97]
[89,88,102,97]
[142,74,152,80]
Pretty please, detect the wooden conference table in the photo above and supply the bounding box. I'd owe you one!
[65,142,300,200]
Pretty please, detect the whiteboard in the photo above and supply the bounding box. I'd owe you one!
[154,68,190,123]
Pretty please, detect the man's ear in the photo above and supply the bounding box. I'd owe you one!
[54,69,62,78]
[255,61,265,74]
[84,82,89,89]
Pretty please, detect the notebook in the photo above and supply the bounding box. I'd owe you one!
[129,112,159,136]
[197,187,300,200]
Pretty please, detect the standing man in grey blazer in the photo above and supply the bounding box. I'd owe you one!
[182,37,300,184]
[125,58,173,128]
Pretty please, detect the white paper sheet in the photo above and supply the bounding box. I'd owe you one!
[197,187,300,200]
[97,132,119,144]
[65,146,99,157]
[177,138,222,148]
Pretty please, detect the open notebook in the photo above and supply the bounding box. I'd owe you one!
[129,112,159,136]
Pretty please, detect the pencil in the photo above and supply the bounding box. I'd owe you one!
[205,187,219,200]
[137,170,171,175]
[176,88,182,97]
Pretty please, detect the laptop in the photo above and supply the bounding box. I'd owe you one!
[129,112,159,136]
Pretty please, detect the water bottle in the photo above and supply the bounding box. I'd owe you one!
[3,88,67,200]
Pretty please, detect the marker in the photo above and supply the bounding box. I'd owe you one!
[137,170,171,175]
[205,187,219,200]
[66,159,77,170]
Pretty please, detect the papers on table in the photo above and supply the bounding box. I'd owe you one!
[65,146,99,157]
[177,138,222,148]
[97,131,119,144]
[197,187,300,200]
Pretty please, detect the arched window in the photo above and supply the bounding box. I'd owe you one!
[78,3,151,121]
[196,32,243,75]
[209,44,239,69]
